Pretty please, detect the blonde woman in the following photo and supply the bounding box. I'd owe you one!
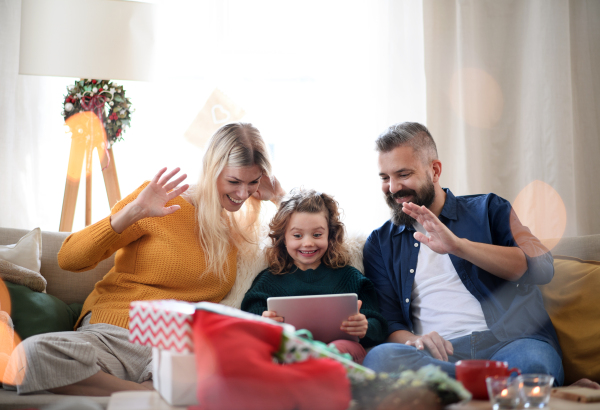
[6,123,284,396]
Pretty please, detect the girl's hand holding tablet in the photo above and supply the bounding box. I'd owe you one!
[262,310,284,323]
[341,300,368,339]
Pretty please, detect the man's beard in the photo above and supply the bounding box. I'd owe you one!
[385,174,436,226]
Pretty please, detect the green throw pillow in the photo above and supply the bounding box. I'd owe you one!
[6,282,83,340]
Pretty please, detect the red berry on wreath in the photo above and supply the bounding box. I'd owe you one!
[92,79,97,84]
[99,88,103,92]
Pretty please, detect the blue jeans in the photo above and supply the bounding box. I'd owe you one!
[363,331,564,386]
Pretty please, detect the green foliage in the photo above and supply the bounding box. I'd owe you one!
[351,365,472,409]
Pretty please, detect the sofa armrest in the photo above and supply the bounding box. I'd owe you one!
[552,234,600,261]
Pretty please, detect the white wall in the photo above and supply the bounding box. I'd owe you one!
[0,0,426,235]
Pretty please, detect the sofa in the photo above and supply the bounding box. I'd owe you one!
[0,226,599,409]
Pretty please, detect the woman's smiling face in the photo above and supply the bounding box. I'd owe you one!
[216,165,263,212]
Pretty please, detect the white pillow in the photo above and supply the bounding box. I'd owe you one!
[0,228,42,273]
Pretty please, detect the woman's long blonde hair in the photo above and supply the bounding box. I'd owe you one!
[190,122,272,278]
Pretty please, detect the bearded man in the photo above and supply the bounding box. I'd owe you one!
[362,122,564,385]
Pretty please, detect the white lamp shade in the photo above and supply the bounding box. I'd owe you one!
[19,0,156,81]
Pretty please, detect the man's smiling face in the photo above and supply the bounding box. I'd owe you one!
[378,145,435,225]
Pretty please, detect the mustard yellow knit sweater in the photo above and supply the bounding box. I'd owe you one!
[58,182,238,329]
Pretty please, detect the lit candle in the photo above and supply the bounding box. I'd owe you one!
[494,388,518,409]
[524,385,548,407]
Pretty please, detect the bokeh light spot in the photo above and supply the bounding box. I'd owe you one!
[0,278,10,316]
[512,180,567,253]
[0,279,23,385]
[0,338,25,386]
[64,111,108,180]
[450,67,504,129]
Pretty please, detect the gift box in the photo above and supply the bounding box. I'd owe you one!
[192,302,375,381]
[129,300,373,406]
[129,300,195,353]
[152,347,198,406]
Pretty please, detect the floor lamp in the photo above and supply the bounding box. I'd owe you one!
[18,0,156,232]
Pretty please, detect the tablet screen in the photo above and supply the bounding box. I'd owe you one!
[267,293,358,343]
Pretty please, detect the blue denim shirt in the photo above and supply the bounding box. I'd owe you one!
[363,189,561,356]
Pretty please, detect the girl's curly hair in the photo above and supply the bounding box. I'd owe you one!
[266,188,350,274]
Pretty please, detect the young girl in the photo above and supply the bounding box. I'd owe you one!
[241,189,387,364]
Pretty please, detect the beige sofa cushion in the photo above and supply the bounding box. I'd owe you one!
[0,228,42,273]
[0,228,46,293]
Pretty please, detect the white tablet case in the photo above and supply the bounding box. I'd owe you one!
[267,293,359,343]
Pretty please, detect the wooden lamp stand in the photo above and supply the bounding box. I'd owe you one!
[59,111,121,232]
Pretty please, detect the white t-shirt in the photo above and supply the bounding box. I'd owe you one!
[410,222,489,340]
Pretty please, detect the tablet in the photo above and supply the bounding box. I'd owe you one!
[267,293,359,343]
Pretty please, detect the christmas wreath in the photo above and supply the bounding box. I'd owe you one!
[62,79,132,147]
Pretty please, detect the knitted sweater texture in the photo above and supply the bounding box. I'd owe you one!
[241,264,388,348]
[58,182,237,329]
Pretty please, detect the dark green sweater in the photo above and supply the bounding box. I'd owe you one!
[241,264,388,348]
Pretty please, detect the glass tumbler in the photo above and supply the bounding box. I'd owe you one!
[516,374,554,408]
[486,376,520,410]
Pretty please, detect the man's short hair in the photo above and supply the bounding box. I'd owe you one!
[375,122,438,164]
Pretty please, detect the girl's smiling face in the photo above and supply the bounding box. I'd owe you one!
[284,211,329,271]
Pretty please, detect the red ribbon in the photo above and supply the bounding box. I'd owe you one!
[80,95,106,123]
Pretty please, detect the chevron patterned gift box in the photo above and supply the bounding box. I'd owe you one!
[129,300,195,353]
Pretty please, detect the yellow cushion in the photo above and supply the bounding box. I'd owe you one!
[539,256,600,384]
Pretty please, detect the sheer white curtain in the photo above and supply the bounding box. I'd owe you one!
[423,0,600,239]
[0,0,70,230]
[0,0,426,235]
